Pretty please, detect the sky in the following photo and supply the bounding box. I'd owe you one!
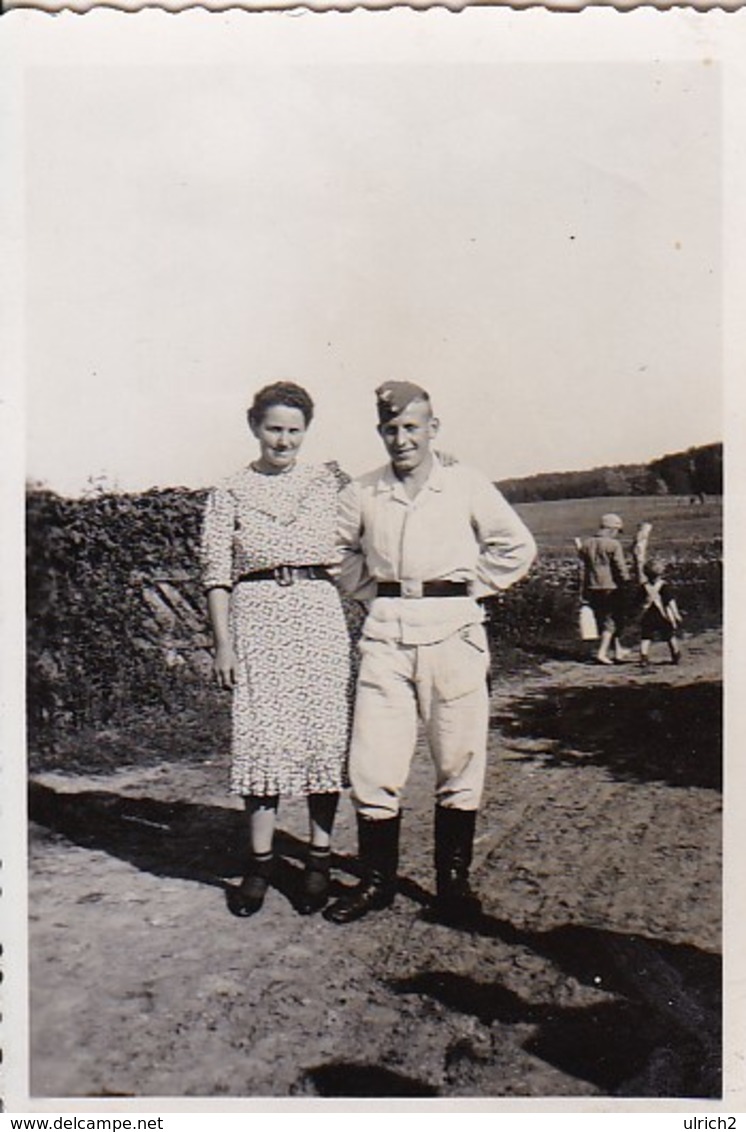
[24,39,722,496]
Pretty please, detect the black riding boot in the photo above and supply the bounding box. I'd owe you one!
[434,806,482,923]
[323,814,400,924]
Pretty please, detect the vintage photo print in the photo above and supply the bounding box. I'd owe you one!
[2,6,744,1113]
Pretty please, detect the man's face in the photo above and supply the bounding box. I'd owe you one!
[378,398,439,475]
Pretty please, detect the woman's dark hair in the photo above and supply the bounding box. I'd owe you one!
[248,382,315,428]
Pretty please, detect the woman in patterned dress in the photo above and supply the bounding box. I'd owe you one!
[201,382,351,917]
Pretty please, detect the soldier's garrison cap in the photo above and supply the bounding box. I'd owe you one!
[375,381,431,424]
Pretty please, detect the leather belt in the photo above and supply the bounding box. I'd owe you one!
[236,565,334,587]
[375,580,469,599]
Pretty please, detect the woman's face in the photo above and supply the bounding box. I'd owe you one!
[250,403,308,473]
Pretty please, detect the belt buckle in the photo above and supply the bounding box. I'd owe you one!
[401,579,423,599]
[274,566,295,587]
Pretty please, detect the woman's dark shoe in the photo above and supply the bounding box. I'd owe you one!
[228,852,274,918]
[297,848,331,915]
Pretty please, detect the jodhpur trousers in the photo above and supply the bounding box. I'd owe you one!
[349,622,491,820]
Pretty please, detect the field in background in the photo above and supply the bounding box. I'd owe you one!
[516,494,723,559]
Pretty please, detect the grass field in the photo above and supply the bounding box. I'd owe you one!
[514,495,723,559]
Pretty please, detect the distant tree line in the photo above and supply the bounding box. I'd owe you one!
[497,442,722,504]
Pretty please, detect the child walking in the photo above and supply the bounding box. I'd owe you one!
[639,558,683,668]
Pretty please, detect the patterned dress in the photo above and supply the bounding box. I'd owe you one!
[200,462,352,797]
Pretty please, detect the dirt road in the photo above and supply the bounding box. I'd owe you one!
[27,630,722,1101]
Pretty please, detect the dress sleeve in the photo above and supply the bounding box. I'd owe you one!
[324,460,352,492]
[469,473,537,598]
[200,485,236,592]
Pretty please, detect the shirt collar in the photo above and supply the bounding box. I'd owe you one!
[374,453,445,498]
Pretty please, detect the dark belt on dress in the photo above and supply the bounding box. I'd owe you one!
[236,565,334,587]
[375,580,470,599]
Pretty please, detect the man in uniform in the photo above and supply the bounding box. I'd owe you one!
[324,381,536,925]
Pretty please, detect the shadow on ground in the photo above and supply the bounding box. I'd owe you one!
[492,678,722,790]
[28,784,721,1099]
[292,1064,438,1098]
[388,913,721,1098]
[27,781,432,913]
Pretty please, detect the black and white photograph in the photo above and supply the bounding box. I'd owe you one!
[2,6,744,1113]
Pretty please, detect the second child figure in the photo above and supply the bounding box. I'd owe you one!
[639,558,683,668]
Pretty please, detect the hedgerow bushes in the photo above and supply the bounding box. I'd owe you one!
[27,487,212,752]
[26,487,723,765]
